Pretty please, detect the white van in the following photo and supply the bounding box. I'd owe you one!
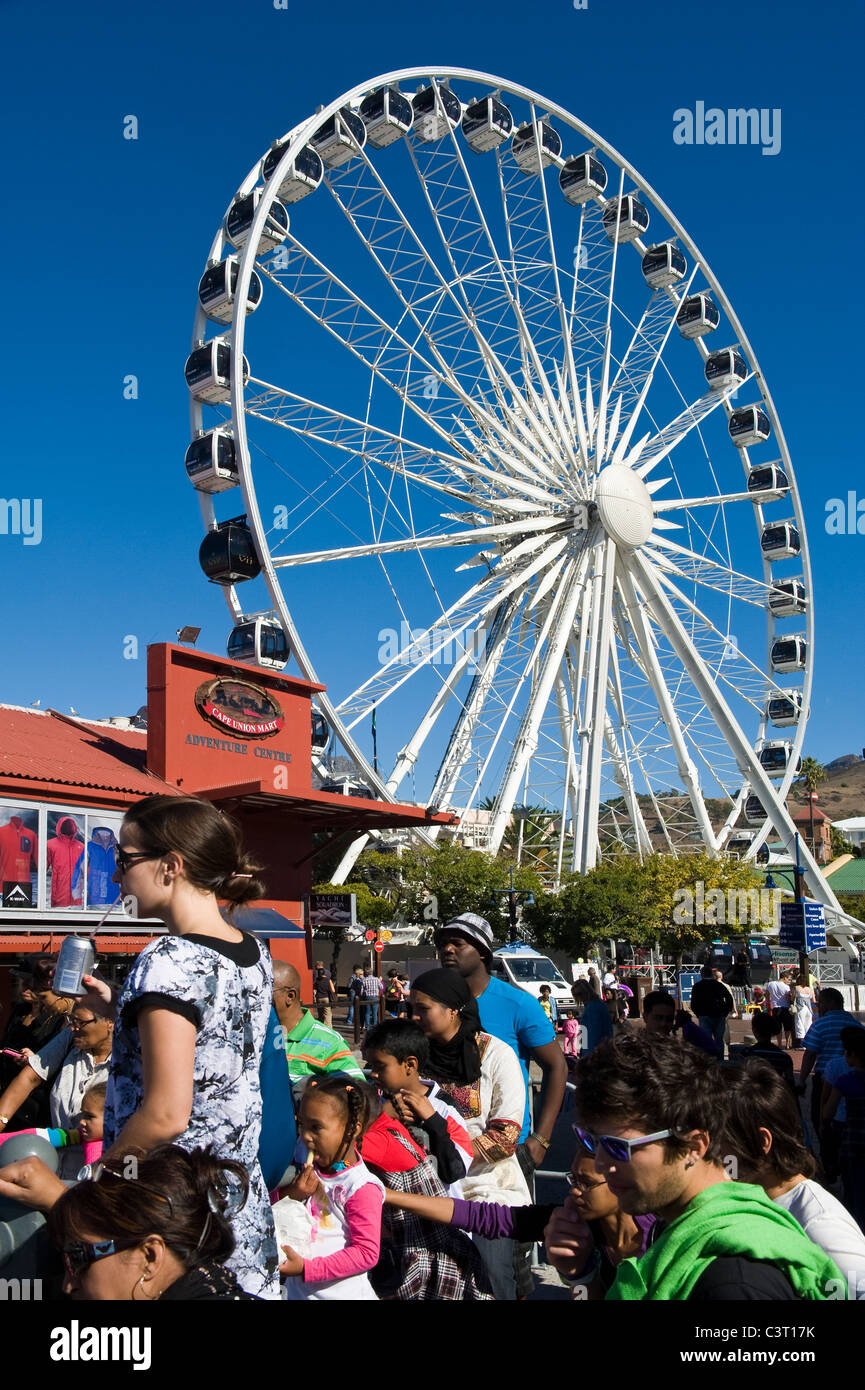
[490,944,573,1009]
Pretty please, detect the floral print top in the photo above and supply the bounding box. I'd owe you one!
[103,931,279,1300]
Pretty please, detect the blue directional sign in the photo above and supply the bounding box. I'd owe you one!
[778,902,826,952]
[805,923,827,952]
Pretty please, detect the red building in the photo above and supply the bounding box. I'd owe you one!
[790,802,832,865]
[0,642,451,1014]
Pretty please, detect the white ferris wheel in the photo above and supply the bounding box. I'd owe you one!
[185,66,850,934]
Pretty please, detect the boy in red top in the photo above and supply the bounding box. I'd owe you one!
[364,1018,473,1192]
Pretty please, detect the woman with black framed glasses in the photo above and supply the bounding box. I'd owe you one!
[43,1145,259,1300]
[0,997,113,1176]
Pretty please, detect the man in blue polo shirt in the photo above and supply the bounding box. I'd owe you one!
[436,913,567,1163]
[798,986,864,1165]
[437,912,568,1299]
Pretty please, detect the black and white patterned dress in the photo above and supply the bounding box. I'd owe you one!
[103,931,279,1300]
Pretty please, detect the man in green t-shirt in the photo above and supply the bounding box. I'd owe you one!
[272,960,364,1088]
[545,1031,842,1301]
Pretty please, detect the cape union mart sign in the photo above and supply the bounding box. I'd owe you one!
[194,677,285,739]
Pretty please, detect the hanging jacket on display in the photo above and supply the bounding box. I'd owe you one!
[46,817,84,907]
[87,827,120,907]
[0,816,39,885]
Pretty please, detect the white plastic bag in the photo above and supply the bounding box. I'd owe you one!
[272,1195,317,1260]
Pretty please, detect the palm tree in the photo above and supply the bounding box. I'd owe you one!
[795,757,827,857]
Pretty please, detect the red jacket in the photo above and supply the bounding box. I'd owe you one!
[47,817,84,906]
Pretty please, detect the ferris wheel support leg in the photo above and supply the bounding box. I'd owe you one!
[488,556,590,856]
[629,553,844,913]
[571,582,594,873]
[618,563,720,855]
[579,538,617,872]
[331,834,371,887]
[607,642,654,857]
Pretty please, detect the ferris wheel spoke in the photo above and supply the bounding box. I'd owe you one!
[260,241,567,498]
[564,200,613,381]
[626,377,754,479]
[324,141,566,459]
[573,538,618,871]
[644,537,779,607]
[627,549,829,893]
[652,569,776,713]
[260,235,514,457]
[270,512,562,568]
[654,489,761,512]
[382,602,513,803]
[604,270,698,464]
[494,127,562,356]
[426,596,522,815]
[335,533,572,727]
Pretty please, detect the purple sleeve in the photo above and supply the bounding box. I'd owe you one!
[302,1184,383,1284]
[450,1198,516,1240]
[682,1021,722,1057]
[635,1214,657,1254]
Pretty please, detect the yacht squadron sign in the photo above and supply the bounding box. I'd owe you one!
[194,678,285,739]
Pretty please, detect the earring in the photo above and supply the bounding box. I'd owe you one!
[684,1158,696,1169]
[134,1273,161,1302]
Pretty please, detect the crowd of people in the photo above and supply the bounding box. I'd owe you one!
[0,792,863,1303]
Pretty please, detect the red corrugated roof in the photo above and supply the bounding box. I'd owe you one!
[0,706,177,797]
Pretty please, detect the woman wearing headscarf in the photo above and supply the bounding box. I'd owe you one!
[410,968,529,1300]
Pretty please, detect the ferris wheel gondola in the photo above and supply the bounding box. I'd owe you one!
[227,616,290,669]
[184,66,849,933]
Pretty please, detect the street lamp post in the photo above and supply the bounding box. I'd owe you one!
[490,866,535,946]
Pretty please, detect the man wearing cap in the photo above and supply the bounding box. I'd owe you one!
[436,913,567,1168]
[437,913,567,1297]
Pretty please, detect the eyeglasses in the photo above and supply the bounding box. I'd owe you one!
[62,1237,142,1278]
[69,1016,98,1029]
[567,1171,609,1193]
[115,847,159,874]
[572,1124,675,1162]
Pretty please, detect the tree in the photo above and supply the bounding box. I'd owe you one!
[795,758,828,858]
[830,825,860,860]
[524,855,653,958]
[354,841,542,938]
[523,852,766,968]
[641,853,767,969]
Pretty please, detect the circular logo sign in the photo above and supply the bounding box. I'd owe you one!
[379,929,393,942]
[374,941,384,953]
[195,678,284,739]
[364,929,377,942]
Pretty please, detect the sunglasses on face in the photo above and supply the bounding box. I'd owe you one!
[114,847,159,874]
[572,1124,675,1162]
[69,1016,98,1029]
[62,1237,141,1277]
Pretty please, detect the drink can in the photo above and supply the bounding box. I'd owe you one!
[53,937,95,997]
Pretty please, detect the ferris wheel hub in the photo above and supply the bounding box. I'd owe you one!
[594,464,654,549]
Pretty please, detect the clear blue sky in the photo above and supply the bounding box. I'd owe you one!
[2,0,863,782]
